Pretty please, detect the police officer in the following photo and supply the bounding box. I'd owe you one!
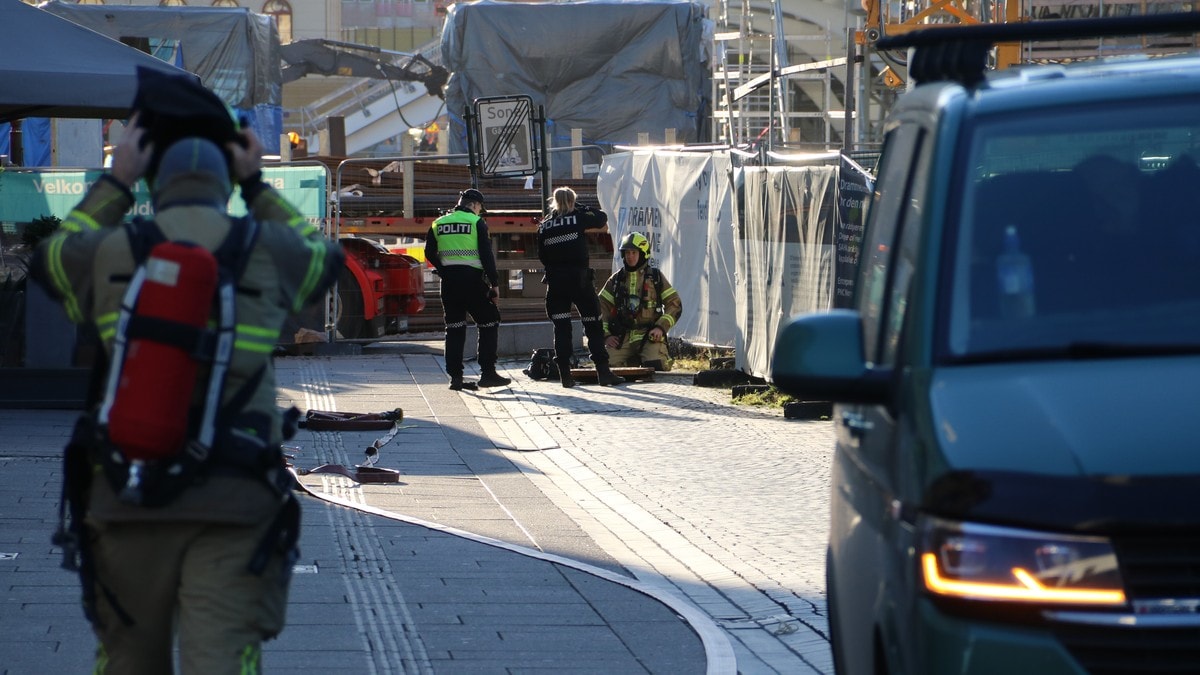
[599,232,683,370]
[537,187,626,388]
[31,115,344,674]
[425,188,511,390]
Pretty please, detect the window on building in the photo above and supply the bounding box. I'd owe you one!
[212,0,239,6]
[263,0,293,44]
[159,0,188,5]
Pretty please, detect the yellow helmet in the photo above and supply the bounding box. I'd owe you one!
[619,232,651,257]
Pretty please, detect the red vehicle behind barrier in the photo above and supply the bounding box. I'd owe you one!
[337,237,425,339]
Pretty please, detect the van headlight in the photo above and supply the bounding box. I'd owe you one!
[920,518,1126,606]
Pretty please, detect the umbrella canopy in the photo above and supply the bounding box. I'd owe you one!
[0,0,191,123]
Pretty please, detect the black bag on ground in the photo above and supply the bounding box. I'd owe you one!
[522,348,581,380]
[523,348,559,380]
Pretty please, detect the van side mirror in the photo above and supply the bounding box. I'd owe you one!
[770,310,890,404]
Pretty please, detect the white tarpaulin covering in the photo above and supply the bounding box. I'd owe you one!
[597,150,736,347]
[735,166,838,378]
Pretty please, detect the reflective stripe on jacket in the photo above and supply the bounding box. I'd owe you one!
[32,177,344,448]
[598,265,682,336]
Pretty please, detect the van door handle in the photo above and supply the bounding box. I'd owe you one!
[841,411,874,435]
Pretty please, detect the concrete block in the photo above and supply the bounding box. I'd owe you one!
[463,321,581,359]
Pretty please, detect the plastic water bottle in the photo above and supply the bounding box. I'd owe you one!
[996,225,1035,319]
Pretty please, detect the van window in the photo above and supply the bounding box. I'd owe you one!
[945,97,1200,360]
[858,124,923,365]
[881,135,931,365]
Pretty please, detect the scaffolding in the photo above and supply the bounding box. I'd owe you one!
[711,0,1200,154]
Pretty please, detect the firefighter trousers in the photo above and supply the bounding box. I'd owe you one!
[544,267,608,369]
[607,328,673,370]
[89,517,290,675]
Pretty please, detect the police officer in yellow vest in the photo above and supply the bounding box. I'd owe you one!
[425,188,511,390]
[30,116,344,674]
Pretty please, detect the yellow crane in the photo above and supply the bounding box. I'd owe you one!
[859,0,1023,87]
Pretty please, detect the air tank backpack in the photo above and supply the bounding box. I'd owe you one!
[96,217,262,507]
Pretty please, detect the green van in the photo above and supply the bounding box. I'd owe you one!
[772,15,1200,675]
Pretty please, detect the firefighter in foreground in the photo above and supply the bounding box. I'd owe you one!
[425,188,512,390]
[537,187,626,388]
[31,116,343,672]
[599,232,683,371]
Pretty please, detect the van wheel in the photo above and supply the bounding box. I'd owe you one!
[337,267,365,339]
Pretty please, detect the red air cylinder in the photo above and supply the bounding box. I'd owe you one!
[107,241,219,460]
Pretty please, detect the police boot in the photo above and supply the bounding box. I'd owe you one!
[642,360,665,372]
[478,370,511,388]
[449,377,478,391]
[558,362,576,388]
[595,364,626,386]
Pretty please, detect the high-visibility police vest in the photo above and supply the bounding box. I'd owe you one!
[430,210,483,269]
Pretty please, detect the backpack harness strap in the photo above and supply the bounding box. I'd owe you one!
[612,266,664,331]
[96,216,269,507]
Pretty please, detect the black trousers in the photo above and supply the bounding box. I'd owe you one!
[544,267,608,368]
[439,266,500,378]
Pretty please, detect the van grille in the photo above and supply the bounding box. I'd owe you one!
[1053,625,1200,674]
[1113,534,1200,599]
[1053,535,1200,673]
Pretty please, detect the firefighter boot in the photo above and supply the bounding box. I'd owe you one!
[595,364,626,386]
[478,370,511,388]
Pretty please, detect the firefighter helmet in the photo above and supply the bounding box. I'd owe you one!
[619,232,651,257]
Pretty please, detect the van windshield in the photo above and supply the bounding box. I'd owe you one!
[945,97,1200,361]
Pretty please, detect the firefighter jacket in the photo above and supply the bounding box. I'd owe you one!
[537,205,607,271]
[425,207,499,286]
[31,174,344,523]
[598,261,682,338]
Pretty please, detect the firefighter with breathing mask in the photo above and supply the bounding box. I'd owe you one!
[30,112,343,673]
[598,232,682,370]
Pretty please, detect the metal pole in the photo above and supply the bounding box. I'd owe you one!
[843,27,857,153]
[464,105,479,188]
[538,104,551,217]
[768,35,776,154]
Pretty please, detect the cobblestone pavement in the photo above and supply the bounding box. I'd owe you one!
[476,361,836,674]
[291,344,838,674]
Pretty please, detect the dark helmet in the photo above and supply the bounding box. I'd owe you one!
[459,188,486,205]
[152,136,231,205]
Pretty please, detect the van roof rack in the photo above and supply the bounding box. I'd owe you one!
[875,12,1200,86]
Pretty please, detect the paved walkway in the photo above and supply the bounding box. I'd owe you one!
[0,338,834,674]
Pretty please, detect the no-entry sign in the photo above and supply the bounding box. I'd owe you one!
[474,95,536,177]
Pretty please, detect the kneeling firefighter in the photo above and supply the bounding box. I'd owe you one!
[598,232,682,371]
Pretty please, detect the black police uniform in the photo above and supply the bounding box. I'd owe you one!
[425,193,506,389]
[537,204,613,376]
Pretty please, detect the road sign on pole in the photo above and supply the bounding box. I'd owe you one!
[474,95,536,177]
